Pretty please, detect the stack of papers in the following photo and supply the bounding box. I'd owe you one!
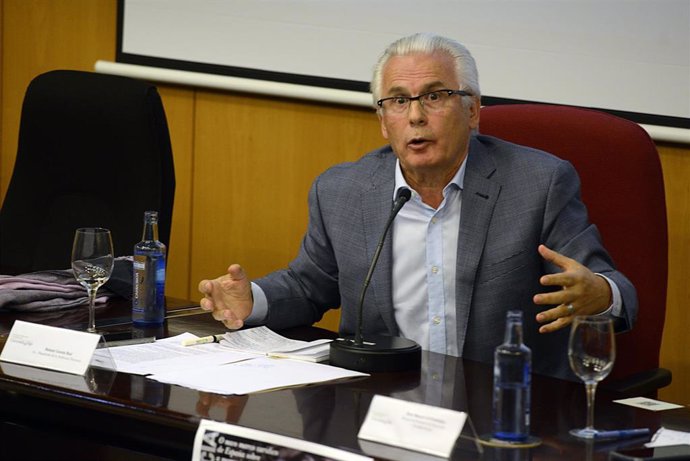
[94,328,367,395]
[219,326,332,362]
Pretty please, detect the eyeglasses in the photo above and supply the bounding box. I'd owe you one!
[376,89,472,114]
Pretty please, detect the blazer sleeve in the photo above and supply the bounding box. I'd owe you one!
[253,175,342,330]
[540,159,638,332]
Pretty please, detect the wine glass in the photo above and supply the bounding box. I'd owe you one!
[71,228,114,333]
[568,315,616,439]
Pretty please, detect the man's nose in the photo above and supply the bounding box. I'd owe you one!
[407,99,427,125]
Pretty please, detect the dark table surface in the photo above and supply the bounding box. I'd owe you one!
[0,298,687,461]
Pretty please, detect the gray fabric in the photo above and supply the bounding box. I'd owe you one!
[0,270,113,311]
[255,135,637,379]
[0,257,133,311]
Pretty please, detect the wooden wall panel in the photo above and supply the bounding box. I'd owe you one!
[0,0,116,199]
[189,91,382,328]
[156,85,196,299]
[658,142,690,404]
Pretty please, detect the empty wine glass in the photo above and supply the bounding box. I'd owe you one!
[71,228,114,333]
[568,315,615,439]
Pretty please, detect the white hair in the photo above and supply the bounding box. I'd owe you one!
[371,33,481,109]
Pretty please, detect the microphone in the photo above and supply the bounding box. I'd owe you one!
[354,187,411,346]
[329,187,422,373]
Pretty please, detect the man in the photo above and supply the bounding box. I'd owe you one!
[199,33,636,379]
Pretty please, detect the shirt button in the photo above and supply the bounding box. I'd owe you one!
[431,217,438,224]
[431,266,439,274]
[432,316,441,325]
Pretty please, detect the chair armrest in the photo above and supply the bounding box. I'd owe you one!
[602,368,672,397]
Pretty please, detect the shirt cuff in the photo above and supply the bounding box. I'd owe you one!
[244,282,269,325]
[594,273,622,317]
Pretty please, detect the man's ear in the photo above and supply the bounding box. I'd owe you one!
[378,111,389,139]
[469,96,481,130]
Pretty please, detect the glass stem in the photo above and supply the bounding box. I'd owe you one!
[585,381,597,431]
[86,286,98,333]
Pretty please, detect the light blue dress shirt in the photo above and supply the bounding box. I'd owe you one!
[391,159,465,355]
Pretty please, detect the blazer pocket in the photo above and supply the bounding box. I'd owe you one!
[477,249,530,285]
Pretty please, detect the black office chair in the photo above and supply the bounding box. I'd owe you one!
[0,70,175,275]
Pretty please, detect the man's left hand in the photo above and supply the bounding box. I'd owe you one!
[533,244,612,333]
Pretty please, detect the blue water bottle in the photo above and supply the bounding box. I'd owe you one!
[492,310,531,441]
[132,211,166,325]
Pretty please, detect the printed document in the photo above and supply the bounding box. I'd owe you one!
[93,333,255,375]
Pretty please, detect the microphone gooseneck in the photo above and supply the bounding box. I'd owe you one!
[354,187,412,346]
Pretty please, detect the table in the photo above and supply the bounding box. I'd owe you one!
[0,299,685,460]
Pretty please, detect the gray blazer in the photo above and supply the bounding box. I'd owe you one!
[255,135,637,379]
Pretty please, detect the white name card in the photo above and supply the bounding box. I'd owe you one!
[193,419,372,461]
[0,320,101,375]
[358,394,467,458]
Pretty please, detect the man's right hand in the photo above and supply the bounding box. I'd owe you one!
[198,264,254,330]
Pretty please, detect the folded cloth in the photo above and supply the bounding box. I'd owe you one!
[0,257,133,312]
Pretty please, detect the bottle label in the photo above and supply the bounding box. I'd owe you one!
[132,253,166,324]
[132,255,146,307]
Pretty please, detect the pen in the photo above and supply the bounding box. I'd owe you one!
[181,334,224,347]
[592,428,651,440]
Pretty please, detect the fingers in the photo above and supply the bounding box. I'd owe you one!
[227,264,246,281]
[197,264,253,330]
[535,244,597,333]
[538,245,580,289]
[538,244,573,269]
[536,302,578,333]
[222,317,244,330]
[198,279,212,296]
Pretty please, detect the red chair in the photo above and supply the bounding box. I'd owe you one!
[480,104,670,396]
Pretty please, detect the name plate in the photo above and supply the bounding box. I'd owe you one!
[193,419,372,461]
[358,394,467,458]
[0,320,101,375]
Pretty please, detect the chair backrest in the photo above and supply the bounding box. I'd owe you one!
[0,70,175,275]
[480,104,667,382]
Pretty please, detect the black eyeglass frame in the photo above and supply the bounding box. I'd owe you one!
[376,89,473,109]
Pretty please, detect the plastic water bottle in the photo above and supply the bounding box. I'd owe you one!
[132,211,166,325]
[492,310,531,441]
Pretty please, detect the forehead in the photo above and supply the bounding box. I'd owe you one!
[381,51,458,94]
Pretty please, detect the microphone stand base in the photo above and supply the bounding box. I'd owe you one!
[329,335,421,372]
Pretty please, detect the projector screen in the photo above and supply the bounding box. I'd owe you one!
[117,0,690,129]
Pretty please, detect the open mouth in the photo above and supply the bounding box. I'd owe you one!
[408,137,431,148]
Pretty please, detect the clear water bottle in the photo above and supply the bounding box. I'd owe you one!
[492,310,531,441]
[132,211,166,325]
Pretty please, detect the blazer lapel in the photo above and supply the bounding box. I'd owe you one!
[455,138,501,350]
[360,152,398,335]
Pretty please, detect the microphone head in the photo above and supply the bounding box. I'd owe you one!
[396,187,412,202]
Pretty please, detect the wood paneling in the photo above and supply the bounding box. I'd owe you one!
[189,90,381,323]
[156,85,196,299]
[658,142,690,404]
[0,0,116,197]
[1,0,688,403]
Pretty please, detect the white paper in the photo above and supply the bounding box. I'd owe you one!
[614,397,684,412]
[93,333,256,375]
[358,394,467,458]
[0,320,101,375]
[150,355,367,395]
[192,419,372,461]
[221,326,331,353]
[647,427,690,447]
